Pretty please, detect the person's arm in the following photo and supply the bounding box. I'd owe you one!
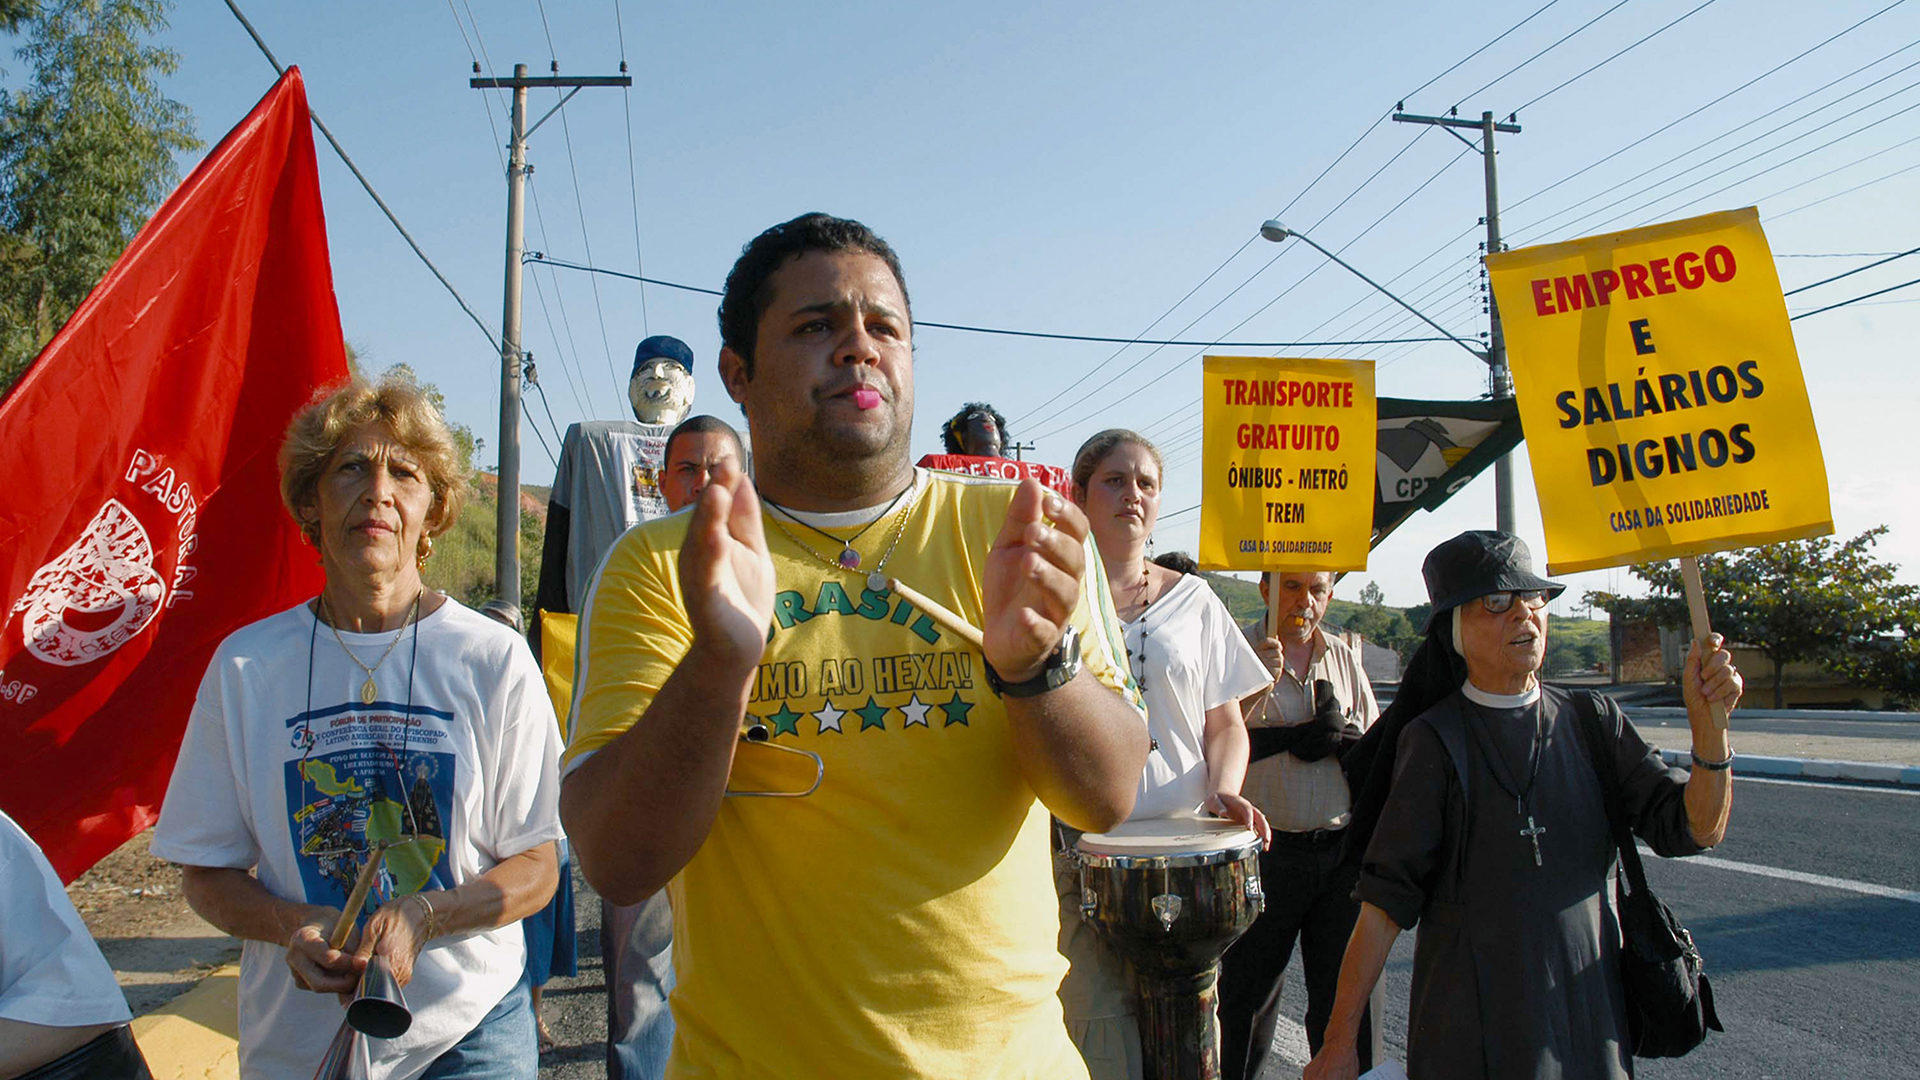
[1681,633,1740,847]
[347,842,557,990]
[1200,698,1271,843]
[561,474,774,904]
[986,481,1150,833]
[179,866,357,995]
[1303,901,1402,1080]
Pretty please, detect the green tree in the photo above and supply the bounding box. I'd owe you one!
[0,0,197,391]
[1585,527,1913,708]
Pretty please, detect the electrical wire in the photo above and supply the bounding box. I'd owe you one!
[1029,142,1479,443]
[1448,0,1635,112]
[1782,244,1920,296]
[1773,157,1920,219]
[1503,1,1908,217]
[1401,0,1565,104]
[220,0,499,355]
[521,255,1457,347]
[526,176,597,419]
[1743,131,1920,213]
[1509,0,1723,115]
[1625,93,1920,228]
[611,0,651,337]
[1510,40,1920,243]
[445,0,593,426]
[1790,275,1920,319]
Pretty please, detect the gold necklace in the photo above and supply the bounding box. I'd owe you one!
[321,590,423,704]
[764,476,921,593]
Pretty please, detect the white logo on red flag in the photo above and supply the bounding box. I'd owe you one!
[10,499,166,667]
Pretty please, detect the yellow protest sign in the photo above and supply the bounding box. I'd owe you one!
[1486,207,1830,575]
[1199,355,1375,572]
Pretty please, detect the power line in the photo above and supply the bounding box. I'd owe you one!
[221,0,499,354]
[1448,0,1634,111]
[1510,0,1723,115]
[1773,156,1920,219]
[1790,274,1920,319]
[1012,237,1258,427]
[1029,143,1479,443]
[1626,92,1920,228]
[1503,1,1908,217]
[1401,0,1566,104]
[525,176,597,419]
[611,0,650,337]
[1743,130,1920,212]
[521,255,1458,347]
[1782,244,1920,296]
[1511,40,1920,243]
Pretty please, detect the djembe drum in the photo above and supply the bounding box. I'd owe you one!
[1076,816,1264,1080]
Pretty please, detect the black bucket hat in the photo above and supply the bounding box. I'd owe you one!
[1422,530,1565,628]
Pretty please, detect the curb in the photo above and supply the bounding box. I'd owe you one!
[128,963,240,1080]
[1657,748,1920,787]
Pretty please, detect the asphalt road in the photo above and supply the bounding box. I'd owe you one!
[539,777,1920,1079]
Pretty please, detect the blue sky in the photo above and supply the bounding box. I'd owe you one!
[57,0,1920,608]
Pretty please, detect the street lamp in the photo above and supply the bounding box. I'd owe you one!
[1259,220,1486,363]
[1259,219,1516,532]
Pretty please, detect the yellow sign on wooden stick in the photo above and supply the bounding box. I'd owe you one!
[1486,207,1831,575]
[1198,355,1375,572]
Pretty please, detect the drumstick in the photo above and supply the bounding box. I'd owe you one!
[883,576,985,651]
[328,841,390,951]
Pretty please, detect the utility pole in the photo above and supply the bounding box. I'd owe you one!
[470,63,630,607]
[1393,107,1522,533]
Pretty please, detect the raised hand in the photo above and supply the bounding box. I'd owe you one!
[983,480,1087,682]
[679,472,776,668]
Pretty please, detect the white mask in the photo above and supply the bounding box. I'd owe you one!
[629,359,695,425]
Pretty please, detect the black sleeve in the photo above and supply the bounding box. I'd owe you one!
[530,500,572,663]
[1607,697,1706,858]
[1354,719,1455,930]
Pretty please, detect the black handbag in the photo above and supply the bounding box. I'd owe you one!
[1570,691,1724,1058]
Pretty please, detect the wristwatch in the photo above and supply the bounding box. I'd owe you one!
[984,625,1082,698]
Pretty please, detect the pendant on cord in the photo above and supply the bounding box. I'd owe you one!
[838,546,861,570]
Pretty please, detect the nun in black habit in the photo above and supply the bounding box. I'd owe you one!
[1304,531,1742,1080]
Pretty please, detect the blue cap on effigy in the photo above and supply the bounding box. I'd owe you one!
[631,335,694,376]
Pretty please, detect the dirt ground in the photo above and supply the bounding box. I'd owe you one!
[66,828,241,1015]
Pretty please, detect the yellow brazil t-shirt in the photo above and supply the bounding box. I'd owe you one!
[566,469,1141,1080]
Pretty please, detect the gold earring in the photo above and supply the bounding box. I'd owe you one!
[417,535,433,569]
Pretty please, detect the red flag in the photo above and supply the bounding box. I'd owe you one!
[0,69,347,881]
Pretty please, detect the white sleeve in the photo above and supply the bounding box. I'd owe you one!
[481,639,566,862]
[1203,592,1272,711]
[150,658,259,871]
[0,814,132,1026]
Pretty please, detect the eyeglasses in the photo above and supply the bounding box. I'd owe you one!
[1480,590,1550,614]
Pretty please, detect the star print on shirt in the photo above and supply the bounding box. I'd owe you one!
[813,700,846,734]
[767,703,803,738]
[899,694,931,729]
[855,697,889,731]
[940,692,973,728]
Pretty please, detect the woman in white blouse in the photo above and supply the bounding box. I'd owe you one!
[1055,428,1272,1080]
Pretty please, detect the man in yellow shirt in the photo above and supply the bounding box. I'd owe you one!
[561,213,1150,1079]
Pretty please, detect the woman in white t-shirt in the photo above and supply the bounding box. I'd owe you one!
[1055,428,1272,1080]
[153,375,563,1080]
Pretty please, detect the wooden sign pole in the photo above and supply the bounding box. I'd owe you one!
[1678,556,1730,730]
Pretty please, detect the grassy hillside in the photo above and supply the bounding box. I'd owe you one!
[422,473,544,608]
